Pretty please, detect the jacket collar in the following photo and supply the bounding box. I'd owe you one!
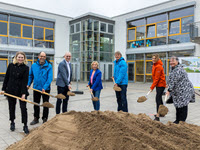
[36,59,49,67]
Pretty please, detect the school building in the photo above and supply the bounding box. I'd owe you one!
[0,0,199,82]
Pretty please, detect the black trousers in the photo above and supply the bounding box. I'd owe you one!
[8,96,27,124]
[175,105,188,122]
[56,86,69,114]
[33,90,50,120]
[156,87,165,113]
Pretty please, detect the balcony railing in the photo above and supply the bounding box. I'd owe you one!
[190,22,200,44]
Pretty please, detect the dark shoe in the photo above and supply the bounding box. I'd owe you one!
[10,123,15,131]
[154,117,160,121]
[43,118,47,123]
[173,120,179,124]
[30,118,39,125]
[23,126,29,134]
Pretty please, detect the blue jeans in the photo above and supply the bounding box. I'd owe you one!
[56,86,69,114]
[92,90,101,111]
[115,85,128,112]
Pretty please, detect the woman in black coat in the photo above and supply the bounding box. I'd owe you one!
[1,51,29,134]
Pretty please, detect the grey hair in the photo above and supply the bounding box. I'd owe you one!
[170,56,179,62]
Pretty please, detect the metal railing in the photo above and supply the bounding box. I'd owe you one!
[190,21,200,44]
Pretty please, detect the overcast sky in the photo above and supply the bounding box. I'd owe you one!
[0,0,170,18]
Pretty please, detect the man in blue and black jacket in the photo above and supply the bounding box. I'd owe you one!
[113,51,128,112]
[27,52,53,125]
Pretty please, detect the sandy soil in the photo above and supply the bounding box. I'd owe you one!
[7,111,200,150]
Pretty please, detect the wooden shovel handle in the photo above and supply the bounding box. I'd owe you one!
[111,77,115,84]
[29,87,54,97]
[88,86,94,98]
[3,93,40,106]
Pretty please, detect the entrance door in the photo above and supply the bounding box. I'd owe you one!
[128,63,134,82]
[100,63,113,81]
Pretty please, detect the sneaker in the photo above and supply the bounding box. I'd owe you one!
[43,118,47,123]
[10,123,15,131]
[154,117,160,121]
[23,126,29,134]
[30,117,39,125]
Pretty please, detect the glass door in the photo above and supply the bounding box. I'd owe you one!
[128,62,135,82]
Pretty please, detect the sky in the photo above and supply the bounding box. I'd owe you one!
[0,0,170,18]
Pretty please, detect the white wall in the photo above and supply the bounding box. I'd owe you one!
[112,0,200,59]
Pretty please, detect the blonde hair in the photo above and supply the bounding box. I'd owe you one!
[91,61,99,69]
[13,51,28,65]
[152,53,160,62]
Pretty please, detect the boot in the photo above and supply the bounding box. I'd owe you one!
[30,117,39,125]
[43,118,47,123]
[154,117,160,121]
[23,126,29,134]
[10,122,15,131]
[173,120,179,124]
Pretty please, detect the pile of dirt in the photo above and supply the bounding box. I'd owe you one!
[7,111,200,150]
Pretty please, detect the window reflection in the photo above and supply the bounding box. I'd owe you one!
[0,22,7,35]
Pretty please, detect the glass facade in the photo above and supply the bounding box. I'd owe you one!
[70,19,114,81]
[0,13,55,48]
[127,6,194,48]
[127,50,194,82]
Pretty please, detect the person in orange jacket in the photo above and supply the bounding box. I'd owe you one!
[150,54,166,121]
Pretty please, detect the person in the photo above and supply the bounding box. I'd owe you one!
[1,51,29,134]
[27,52,53,125]
[56,52,72,114]
[87,61,103,111]
[113,51,128,112]
[166,56,195,124]
[150,54,166,121]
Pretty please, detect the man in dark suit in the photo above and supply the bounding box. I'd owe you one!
[56,52,72,114]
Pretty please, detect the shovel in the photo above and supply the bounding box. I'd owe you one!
[29,87,66,99]
[0,92,54,108]
[158,94,169,117]
[67,87,75,96]
[88,86,99,101]
[111,77,122,91]
[137,90,151,103]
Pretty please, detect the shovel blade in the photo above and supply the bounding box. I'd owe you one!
[41,102,54,108]
[91,97,99,101]
[55,94,66,99]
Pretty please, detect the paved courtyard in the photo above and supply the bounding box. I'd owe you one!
[0,81,200,150]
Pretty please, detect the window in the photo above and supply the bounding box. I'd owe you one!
[136,26,145,40]
[108,24,114,33]
[169,7,194,20]
[0,59,7,73]
[169,19,180,35]
[35,19,54,28]
[147,13,167,24]
[10,23,21,37]
[10,16,32,25]
[101,23,106,32]
[70,25,74,34]
[157,21,167,37]
[94,21,99,31]
[34,27,44,40]
[146,24,156,38]
[181,16,194,33]
[127,28,136,41]
[87,19,92,30]
[0,14,8,21]
[128,19,145,28]
[0,21,8,36]
[45,29,54,41]
[76,23,80,32]
[22,25,32,39]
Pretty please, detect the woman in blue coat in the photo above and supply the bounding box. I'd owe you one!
[87,61,103,111]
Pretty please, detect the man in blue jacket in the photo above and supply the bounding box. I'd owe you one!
[27,52,53,125]
[113,51,128,112]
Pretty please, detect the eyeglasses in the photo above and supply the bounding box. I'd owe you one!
[66,56,71,58]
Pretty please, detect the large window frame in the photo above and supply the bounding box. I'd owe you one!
[34,25,54,42]
[10,22,33,40]
[0,20,8,37]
